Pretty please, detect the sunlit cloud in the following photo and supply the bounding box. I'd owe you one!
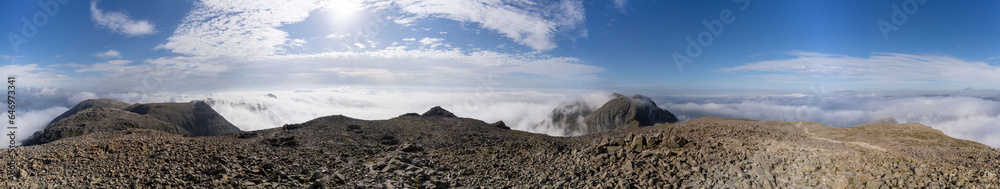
[720,51,1000,85]
[90,0,156,36]
[92,50,122,59]
[155,0,324,57]
[374,0,587,51]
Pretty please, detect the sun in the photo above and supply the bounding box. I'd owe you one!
[326,0,364,25]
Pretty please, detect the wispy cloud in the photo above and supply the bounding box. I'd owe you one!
[720,51,1000,85]
[93,49,122,58]
[418,37,446,49]
[377,0,587,51]
[71,46,604,94]
[0,64,71,86]
[75,60,134,73]
[613,0,629,14]
[156,0,324,57]
[89,0,156,36]
[1,55,21,63]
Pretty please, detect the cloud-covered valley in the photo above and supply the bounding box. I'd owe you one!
[7,87,1000,148]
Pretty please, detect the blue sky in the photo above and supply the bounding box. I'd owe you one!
[3,0,1000,95]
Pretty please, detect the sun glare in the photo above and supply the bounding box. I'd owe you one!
[326,0,364,25]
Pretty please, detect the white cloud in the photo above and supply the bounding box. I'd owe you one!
[72,47,603,94]
[9,107,70,147]
[321,67,426,80]
[402,38,416,41]
[38,87,58,96]
[325,33,350,39]
[379,0,587,51]
[0,64,72,88]
[93,49,122,58]
[0,55,21,63]
[269,48,604,83]
[613,0,628,14]
[720,51,1000,85]
[68,92,98,105]
[156,0,323,57]
[418,37,446,49]
[89,0,156,36]
[353,43,367,49]
[75,60,134,73]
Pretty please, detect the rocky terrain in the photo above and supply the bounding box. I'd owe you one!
[23,99,241,146]
[534,94,678,135]
[3,104,999,188]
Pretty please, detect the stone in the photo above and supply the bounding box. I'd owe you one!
[399,143,423,153]
[865,180,884,189]
[663,136,689,148]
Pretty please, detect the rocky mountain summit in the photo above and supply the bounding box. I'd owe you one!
[23,99,241,146]
[3,104,999,188]
[535,93,678,135]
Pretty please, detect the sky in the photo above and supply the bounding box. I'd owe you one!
[2,0,1000,146]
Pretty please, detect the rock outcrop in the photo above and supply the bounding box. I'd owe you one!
[585,94,678,131]
[535,94,678,135]
[421,106,457,117]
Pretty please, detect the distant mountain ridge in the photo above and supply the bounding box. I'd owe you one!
[24,99,242,146]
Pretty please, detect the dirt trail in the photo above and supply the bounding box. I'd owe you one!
[796,122,886,152]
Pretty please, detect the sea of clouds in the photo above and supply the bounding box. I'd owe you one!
[5,87,1000,148]
[4,87,613,147]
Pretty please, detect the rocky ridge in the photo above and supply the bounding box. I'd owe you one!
[3,106,998,188]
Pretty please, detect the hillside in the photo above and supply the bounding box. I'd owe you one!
[3,107,998,188]
[22,108,186,146]
[23,99,241,146]
[123,101,242,137]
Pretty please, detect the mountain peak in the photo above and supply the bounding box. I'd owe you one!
[421,106,457,117]
[534,93,678,135]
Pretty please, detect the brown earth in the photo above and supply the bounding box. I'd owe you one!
[2,107,999,188]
